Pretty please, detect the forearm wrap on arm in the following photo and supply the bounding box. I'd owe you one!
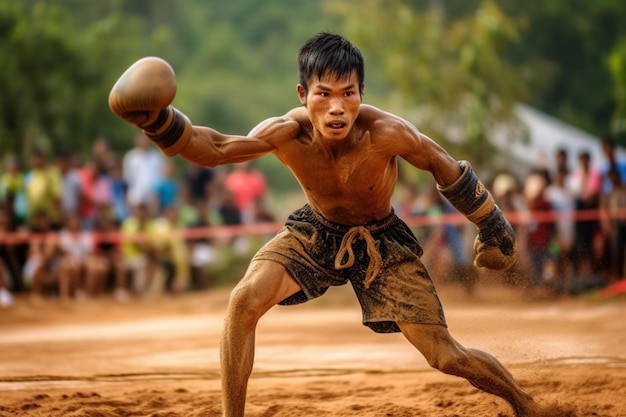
[143,106,192,157]
[436,160,495,227]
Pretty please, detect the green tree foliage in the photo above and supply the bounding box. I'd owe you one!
[440,0,626,140]
[608,38,626,137]
[0,1,164,159]
[326,0,530,175]
[2,0,626,181]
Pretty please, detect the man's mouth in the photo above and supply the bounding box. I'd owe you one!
[328,122,346,129]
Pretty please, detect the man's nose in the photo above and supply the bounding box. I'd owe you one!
[329,98,344,114]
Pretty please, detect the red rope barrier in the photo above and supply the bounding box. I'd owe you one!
[0,208,623,245]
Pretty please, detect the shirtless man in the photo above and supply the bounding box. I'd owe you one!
[110,32,543,417]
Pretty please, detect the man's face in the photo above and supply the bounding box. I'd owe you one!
[297,70,363,142]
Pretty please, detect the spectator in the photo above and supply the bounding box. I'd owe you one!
[523,172,555,294]
[553,148,570,183]
[57,150,83,222]
[178,182,201,227]
[120,203,158,295]
[422,184,475,295]
[600,136,626,192]
[567,151,603,288]
[123,132,165,210]
[24,149,62,228]
[92,214,128,301]
[0,204,27,294]
[185,198,216,290]
[0,154,26,227]
[92,136,116,177]
[150,159,180,216]
[491,172,528,283]
[56,213,108,301]
[0,209,16,307]
[393,183,421,220]
[183,163,215,205]
[599,137,626,281]
[22,210,59,303]
[224,161,268,224]
[77,160,99,230]
[600,168,626,282]
[0,262,13,308]
[218,189,243,226]
[92,160,115,221]
[150,205,190,295]
[106,158,129,223]
[545,169,576,294]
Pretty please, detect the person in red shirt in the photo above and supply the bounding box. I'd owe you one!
[524,172,555,293]
[224,161,268,224]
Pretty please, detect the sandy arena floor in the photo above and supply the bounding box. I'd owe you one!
[0,282,625,417]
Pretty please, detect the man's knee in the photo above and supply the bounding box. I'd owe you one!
[226,283,267,327]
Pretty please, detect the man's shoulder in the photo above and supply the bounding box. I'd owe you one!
[283,107,309,124]
[358,104,411,133]
[249,108,305,136]
[358,104,388,119]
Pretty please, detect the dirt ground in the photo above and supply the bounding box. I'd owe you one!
[1,281,625,417]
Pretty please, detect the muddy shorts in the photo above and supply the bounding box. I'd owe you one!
[253,204,447,333]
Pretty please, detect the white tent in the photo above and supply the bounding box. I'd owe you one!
[490,104,624,176]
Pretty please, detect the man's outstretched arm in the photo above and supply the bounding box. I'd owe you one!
[109,56,291,167]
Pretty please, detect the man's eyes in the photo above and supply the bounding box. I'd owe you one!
[317,91,356,97]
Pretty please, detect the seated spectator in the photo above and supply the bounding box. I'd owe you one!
[150,205,190,296]
[180,197,216,291]
[120,204,159,296]
[0,210,14,306]
[23,210,59,303]
[0,207,22,300]
[56,213,109,301]
[93,214,129,302]
[0,268,13,308]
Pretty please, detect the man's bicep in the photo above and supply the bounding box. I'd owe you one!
[400,131,461,186]
[248,117,283,136]
[249,116,301,148]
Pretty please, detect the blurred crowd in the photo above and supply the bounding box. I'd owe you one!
[395,137,626,298]
[1,133,625,308]
[0,132,274,307]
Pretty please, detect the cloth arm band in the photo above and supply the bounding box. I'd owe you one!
[436,160,496,226]
[143,106,192,157]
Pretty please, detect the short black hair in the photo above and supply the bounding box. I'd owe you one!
[297,32,364,95]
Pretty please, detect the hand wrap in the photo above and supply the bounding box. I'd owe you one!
[437,161,517,270]
[143,106,192,157]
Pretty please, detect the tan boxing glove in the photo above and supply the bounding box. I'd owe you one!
[108,57,192,156]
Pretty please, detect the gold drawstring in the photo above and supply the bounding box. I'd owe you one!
[334,226,383,288]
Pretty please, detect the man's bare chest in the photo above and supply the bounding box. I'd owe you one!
[285,150,396,198]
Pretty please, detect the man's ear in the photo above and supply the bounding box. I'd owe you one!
[296,84,307,105]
